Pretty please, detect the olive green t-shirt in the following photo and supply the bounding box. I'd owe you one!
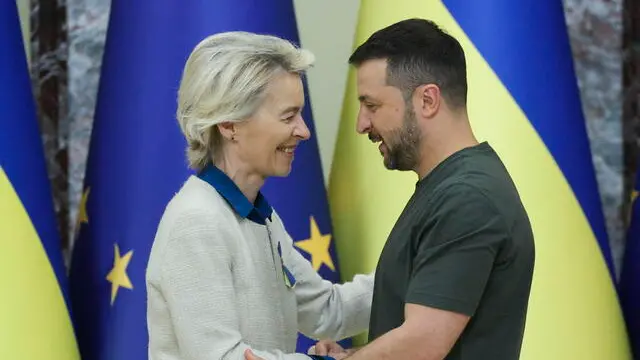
[368,142,535,360]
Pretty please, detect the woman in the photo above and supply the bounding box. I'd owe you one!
[146,31,373,360]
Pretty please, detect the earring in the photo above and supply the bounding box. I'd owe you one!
[231,134,236,141]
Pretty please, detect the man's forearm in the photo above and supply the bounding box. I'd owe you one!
[345,326,425,360]
[345,325,449,360]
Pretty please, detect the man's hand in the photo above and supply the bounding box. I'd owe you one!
[244,349,265,360]
[311,340,345,356]
[243,346,351,360]
[310,340,357,359]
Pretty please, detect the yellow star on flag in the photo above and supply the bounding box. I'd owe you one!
[633,189,638,204]
[106,243,134,305]
[295,216,335,272]
[75,187,90,234]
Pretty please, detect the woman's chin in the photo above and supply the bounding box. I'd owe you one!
[269,163,293,178]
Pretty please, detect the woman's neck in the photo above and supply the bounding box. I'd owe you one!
[214,157,264,204]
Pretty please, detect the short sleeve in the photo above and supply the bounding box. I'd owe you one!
[405,183,506,316]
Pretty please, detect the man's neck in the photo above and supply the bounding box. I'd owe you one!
[214,156,264,203]
[415,115,478,179]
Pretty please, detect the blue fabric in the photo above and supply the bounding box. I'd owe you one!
[308,356,336,360]
[197,163,272,224]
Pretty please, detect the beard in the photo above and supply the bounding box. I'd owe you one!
[383,106,422,171]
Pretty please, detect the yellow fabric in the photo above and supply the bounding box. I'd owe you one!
[328,1,631,358]
[0,167,80,359]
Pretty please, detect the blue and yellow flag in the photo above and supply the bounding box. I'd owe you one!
[619,166,640,357]
[329,1,630,358]
[68,0,345,358]
[259,17,349,354]
[0,2,80,359]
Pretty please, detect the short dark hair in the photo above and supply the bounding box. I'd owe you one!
[349,18,467,109]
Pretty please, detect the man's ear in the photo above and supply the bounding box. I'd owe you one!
[415,84,441,119]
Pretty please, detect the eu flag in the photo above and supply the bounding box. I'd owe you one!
[68,0,346,358]
[0,1,80,358]
[619,165,640,357]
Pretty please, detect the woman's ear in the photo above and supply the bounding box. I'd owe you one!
[217,122,236,141]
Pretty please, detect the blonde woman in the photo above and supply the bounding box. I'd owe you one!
[146,32,373,360]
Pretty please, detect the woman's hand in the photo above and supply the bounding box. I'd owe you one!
[244,349,263,360]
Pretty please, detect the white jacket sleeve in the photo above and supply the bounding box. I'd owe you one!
[153,211,312,360]
[282,233,374,341]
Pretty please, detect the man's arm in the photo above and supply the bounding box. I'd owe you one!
[346,183,505,360]
[345,303,469,360]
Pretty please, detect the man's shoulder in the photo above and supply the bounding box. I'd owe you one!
[418,148,507,203]
[428,150,520,213]
[423,177,496,212]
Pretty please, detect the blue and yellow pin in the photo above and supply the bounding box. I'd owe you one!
[277,242,297,288]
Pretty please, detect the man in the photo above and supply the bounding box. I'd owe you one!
[247,17,535,360]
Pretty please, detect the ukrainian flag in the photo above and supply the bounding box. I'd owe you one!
[329,1,631,358]
[0,2,80,359]
[619,166,640,357]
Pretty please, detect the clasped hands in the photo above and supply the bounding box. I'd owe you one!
[244,340,354,360]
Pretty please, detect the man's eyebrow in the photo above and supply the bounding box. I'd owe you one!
[359,95,379,103]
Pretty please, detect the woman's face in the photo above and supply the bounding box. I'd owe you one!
[232,71,310,179]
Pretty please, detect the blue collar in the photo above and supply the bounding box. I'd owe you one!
[197,164,272,225]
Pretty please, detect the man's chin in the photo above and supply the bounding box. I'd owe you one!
[383,155,414,172]
[382,156,397,170]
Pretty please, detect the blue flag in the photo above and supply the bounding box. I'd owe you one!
[0,2,79,357]
[441,0,615,279]
[619,165,640,357]
[259,34,349,359]
[68,1,346,358]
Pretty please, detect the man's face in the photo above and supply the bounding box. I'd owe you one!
[355,59,422,171]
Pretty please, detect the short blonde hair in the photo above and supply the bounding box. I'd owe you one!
[176,31,315,171]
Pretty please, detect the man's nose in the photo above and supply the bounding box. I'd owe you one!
[356,111,371,134]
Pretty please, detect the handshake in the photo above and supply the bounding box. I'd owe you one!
[307,340,358,360]
[244,340,358,360]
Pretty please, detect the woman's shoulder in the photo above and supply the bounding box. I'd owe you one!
[156,176,238,237]
[148,176,239,271]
